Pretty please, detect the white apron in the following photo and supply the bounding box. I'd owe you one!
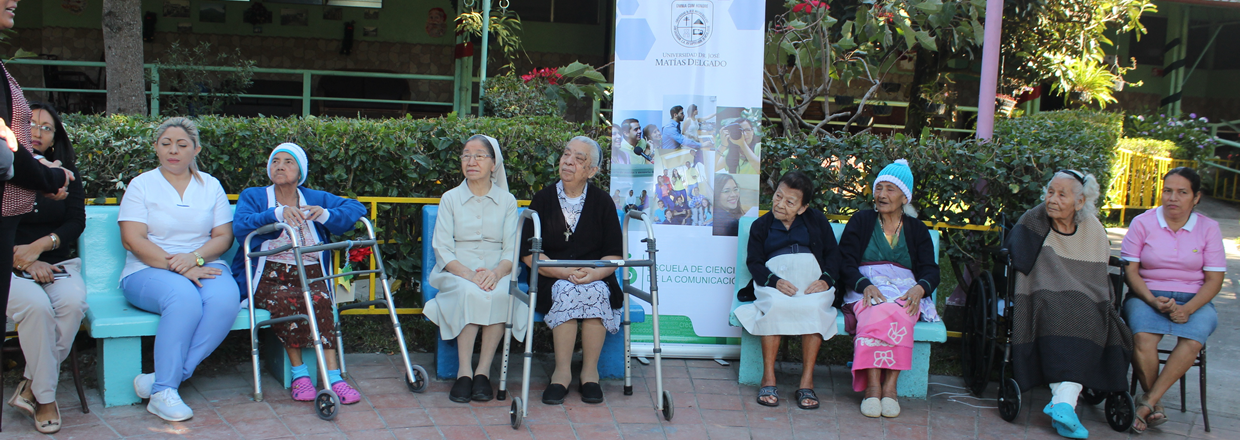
[734,253,837,340]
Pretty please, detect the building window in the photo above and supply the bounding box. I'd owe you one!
[508,0,600,25]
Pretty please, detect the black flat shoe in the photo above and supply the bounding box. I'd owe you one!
[471,375,494,402]
[541,383,568,405]
[449,376,473,403]
[580,382,604,404]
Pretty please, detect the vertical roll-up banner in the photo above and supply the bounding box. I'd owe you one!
[611,0,765,359]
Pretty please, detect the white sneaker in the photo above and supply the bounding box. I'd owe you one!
[134,373,155,399]
[147,388,193,422]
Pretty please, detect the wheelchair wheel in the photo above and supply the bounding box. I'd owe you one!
[315,389,340,421]
[509,397,523,429]
[998,378,1021,422]
[961,271,997,397]
[1080,387,1106,406]
[1105,392,1136,432]
[406,365,428,393]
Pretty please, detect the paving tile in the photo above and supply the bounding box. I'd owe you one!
[365,393,423,409]
[441,425,488,440]
[474,405,515,426]
[217,401,280,423]
[347,364,403,380]
[522,403,570,425]
[283,413,343,436]
[929,427,982,440]
[662,423,708,440]
[746,411,791,430]
[333,408,387,432]
[887,422,931,440]
[526,423,577,440]
[696,394,744,411]
[571,422,623,440]
[190,374,254,392]
[691,379,739,395]
[389,426,445,440]
[181,423,244,440]
[45,422,120,440]
[698,409,746,427]
[564,405,613,424]
[610,406,661,424]
[107,414,195,437]
[887,408,930,426]
[686,367,736,381]
[375,407,434,428]
[424,407,479,426]
[297,432,351,440]
[57,404,105,428]
[484,424,535,440]
[617,423,665,440]
[703,424,751,440]
[354,378,409,396]
[230,417,295,440]
[647,377,693,394]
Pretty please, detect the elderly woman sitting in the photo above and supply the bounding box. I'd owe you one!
[1006,170,1132,439]
[838,159,941,419]
[520,136,623,405]
[231,143,367,404]
[423,135,526,403]
[733,171,839,410]
[1121,167,1222,433]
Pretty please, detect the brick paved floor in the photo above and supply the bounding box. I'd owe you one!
[0,350,1226,439]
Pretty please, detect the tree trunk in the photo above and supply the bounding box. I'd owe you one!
[102,0,146,115]
[904,47,941,139]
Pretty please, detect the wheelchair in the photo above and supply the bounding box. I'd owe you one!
[242,219,428,420]
[960,218,1136,432]
[496,209,672,429]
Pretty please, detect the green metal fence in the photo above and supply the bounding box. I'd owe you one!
[8,58,456,117]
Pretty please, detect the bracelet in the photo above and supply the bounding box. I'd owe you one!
[48,233,60,250]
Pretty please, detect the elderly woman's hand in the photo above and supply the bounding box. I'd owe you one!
[568,267,600,285]
[898,285,925,317]
[775,279,797,296]
[860,285,885,309]
[25,261,61,284]
[182,265,223,287]
[167,252,200,274]
[471,268,499,291]
[805,280,831,294]
[1152,296,1176,314]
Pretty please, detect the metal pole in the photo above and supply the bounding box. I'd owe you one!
[477,0,492,117]
[975,0,1003,140]
[1174,7,1190,117]
[149,66,160,117]
[302,72,312,117]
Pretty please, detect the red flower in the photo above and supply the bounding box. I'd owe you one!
[792,0,827,13]
[522,68,564,85]
[348,247,373,263]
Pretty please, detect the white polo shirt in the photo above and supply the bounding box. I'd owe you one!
[117,168,233,279]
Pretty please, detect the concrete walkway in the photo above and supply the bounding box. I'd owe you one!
[2,199,1239,439]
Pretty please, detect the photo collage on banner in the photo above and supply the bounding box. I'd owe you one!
[611,0,765,356]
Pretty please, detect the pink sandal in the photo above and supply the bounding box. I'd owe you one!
[331,381,361,405]
[290,377,315,401]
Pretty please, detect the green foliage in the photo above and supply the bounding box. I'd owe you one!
[1002,0,1156,92]
[1117,138,1177,158]
[455,6,525,72]
[548,62,611,118]
[1124,113,1217,162]
[763,109,1122,265]
[1051,58,1120,108]
[64,114,607,304]
[480,73,559,118]
[153,42,255,116]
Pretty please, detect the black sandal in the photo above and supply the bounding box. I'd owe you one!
[471,375,494,402]
[756,386,779,407]
[795,388,819,410]
[542,383,568,405]
[579,382,604,404]
[449,376,473,403]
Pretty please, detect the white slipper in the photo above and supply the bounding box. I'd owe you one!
[861,397,882,418]
[881,397,900,417]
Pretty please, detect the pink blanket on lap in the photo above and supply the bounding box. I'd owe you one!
[851,301,915,392]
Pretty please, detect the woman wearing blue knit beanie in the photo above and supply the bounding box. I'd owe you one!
[837,159,942,418]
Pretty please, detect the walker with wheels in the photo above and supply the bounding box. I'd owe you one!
[496,209,672,429]
[243,218,428,420]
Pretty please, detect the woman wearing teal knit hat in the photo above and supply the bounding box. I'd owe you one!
[837,159,942,418]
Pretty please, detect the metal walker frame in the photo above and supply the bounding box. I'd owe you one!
[496,209,673,429]
[243,218,428,420]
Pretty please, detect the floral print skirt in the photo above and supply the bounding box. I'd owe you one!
[544,279,621,333]
[254,262,336,349]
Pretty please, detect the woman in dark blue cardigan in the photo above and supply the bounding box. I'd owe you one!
[230,143,366,403]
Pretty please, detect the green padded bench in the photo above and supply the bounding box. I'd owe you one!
[728,216,947,398]
[82,206,289,407]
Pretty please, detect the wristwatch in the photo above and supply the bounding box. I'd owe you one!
[192,251,205,267]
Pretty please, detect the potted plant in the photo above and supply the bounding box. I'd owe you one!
[996,94,1018,117]
[1052,58,1121,108]
[920,82,948,116]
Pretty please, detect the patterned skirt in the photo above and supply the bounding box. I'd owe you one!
[254,262,336,349]
[543,279,621,333]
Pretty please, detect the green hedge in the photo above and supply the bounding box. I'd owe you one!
[763,109,1124,265]
[1117,138,1177,158]
[65,114,606,304]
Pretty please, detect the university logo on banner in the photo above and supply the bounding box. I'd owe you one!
[671,1,713,48]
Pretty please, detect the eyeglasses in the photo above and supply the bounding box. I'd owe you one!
[30,122,55,135]
[460,153,493,162]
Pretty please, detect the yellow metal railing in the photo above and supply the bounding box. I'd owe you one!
[1203,160,1240,203]
[1106,149,1196,221]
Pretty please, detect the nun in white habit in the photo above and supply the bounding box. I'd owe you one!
[424,134,528,403]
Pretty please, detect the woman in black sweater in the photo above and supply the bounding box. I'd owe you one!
[733,171,840,410]
[5,103,85,434]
